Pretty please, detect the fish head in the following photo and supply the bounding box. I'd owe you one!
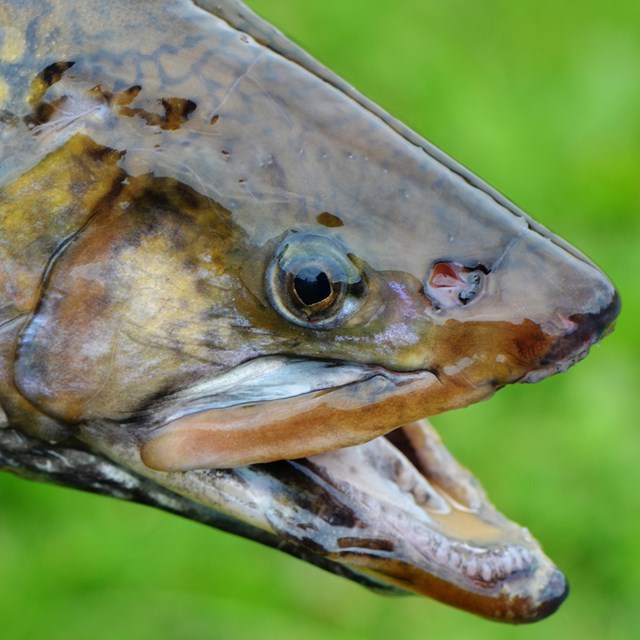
[134,134,620,470]
[0,0,620,625]
[3,0,618,468]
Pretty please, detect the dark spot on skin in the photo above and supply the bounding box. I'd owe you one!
[142,187,172,212]
[182,258,197,273]
[125,85,142,98]
[40,61,75,87]
[118,96,196,130]
[337,537,395,552]
[175,181,200,209]
[221,149,230,156]
[26,101,55,126]
[0,110,18,125]
[86,144,124,164]
[159,97,197,130]
[101,85,142,108]
[257,460,362,529]
[210,114,219,125]
[316,212,344,228]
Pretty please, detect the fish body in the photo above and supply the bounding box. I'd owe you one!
[0,0,619,623]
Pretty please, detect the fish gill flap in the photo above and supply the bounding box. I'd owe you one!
[13,156,240,425]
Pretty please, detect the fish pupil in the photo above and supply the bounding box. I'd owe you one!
[294,267,332,306]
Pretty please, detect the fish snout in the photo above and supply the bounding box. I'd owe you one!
[522,288,620,383]
[419,226,619,389]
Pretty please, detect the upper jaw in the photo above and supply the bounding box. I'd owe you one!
[138,356,494,472]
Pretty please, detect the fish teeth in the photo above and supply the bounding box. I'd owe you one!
[480,560,493,583]
[423,541,535,581]
[394,461,415,492]
[412,485,431,505]
[434,540,450,565]
[466,558,479,578]
[503,548,515,574]
[513,548,526,572]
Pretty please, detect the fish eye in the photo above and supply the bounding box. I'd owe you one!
[267,232,365,329]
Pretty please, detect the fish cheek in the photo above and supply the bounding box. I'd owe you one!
[14,215,160,423]
[13,181,240,424]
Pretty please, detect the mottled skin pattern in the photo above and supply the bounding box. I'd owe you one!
[0,0,619,623]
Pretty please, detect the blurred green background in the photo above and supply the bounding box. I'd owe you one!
[1,0,638,638]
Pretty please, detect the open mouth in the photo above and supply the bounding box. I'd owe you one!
[128,416,569,623]
[100,356,570,623]
[104,414,568,623]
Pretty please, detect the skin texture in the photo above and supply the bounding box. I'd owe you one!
[0,0,619,623]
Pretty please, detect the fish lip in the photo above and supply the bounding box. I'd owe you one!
[521,290,620,384]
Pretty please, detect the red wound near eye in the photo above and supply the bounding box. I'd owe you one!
[430,262,461,287]
[426,262,484,310]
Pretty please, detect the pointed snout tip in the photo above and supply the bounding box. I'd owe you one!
[521,279,620,384]
[528,569,569,623]
[597,287,621,338]
[571,285,621,346]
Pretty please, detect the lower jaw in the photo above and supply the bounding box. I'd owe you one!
[293,420,569,622]
[82,411,568,623]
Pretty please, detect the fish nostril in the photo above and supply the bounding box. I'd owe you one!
[424,261,486,311]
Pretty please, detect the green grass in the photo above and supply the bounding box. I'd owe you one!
[2,0,639,638]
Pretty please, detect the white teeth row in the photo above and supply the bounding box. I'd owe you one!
[426,535,533,583]
[393,461,450,513]
[385,448,534,583]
